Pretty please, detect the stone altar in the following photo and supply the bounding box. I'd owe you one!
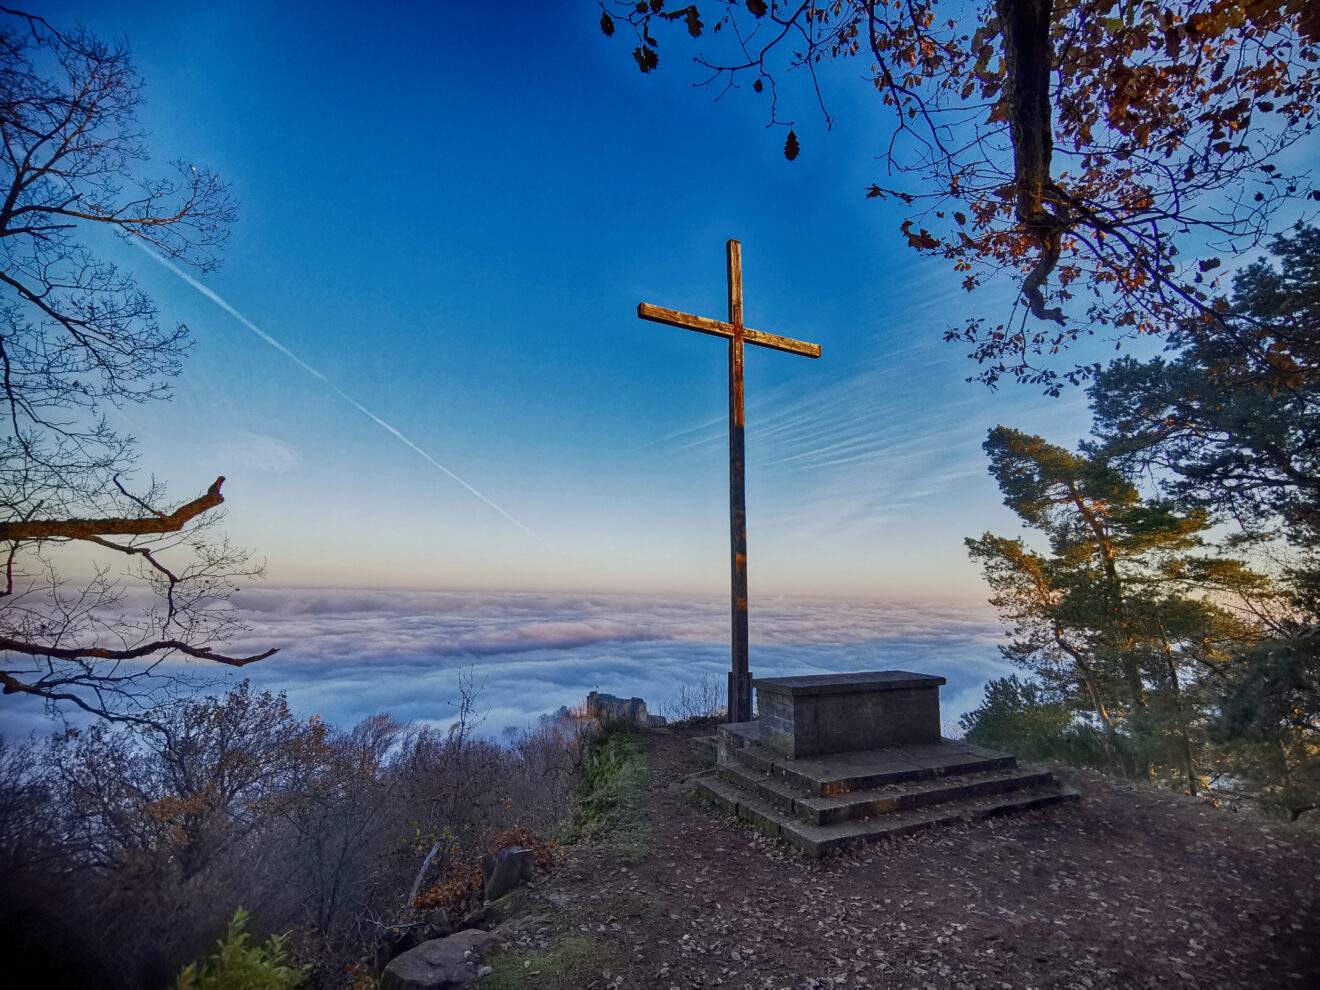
[696,669,1079,856]
[754,670,945,758]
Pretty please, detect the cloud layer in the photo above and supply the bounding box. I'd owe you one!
[1,588,1013,740]
[230,589,1010,735]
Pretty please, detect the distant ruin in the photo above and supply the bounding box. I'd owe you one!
[546,691,667,728]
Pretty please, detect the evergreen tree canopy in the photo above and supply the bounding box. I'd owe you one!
[1089,226,1320,547]
[969,427,1269,794]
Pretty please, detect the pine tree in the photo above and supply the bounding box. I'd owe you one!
[969,428,1266,793]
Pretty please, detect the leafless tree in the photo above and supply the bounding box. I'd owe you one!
[663,672,727,725]
[0,677,589,985]
[0,7,274,724]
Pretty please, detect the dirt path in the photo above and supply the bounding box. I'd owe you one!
[496,729,1320,989]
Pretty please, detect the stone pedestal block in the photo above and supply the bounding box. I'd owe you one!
[753,671,946,758]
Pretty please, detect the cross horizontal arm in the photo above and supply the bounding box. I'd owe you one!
[637,302,821,359]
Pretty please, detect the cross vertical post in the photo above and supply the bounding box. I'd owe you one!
[636,240,821,725]
[726,241,752,723]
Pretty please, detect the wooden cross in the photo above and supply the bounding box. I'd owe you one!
[637,240,821,724]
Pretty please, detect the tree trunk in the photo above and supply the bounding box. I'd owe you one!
[1069,487,1147,710]
[1165,654,1197,796]
[996,0,1067,322]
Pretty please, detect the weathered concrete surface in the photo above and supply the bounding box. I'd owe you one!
[754,671,948,694]
[697,771,1080,857]
[718,723,1016,795]
[753,670,945,757]
[700,671,1078,854]
[380,929,501,990]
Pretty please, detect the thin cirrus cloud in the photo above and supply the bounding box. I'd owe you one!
[641,335,1001,544]
[212,431,304,474]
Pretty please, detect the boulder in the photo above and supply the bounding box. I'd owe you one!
[379,929,501,990]
[483,885,551,927]
[373,912,457,974]
[482,846,532,903]
[585,691,666,727]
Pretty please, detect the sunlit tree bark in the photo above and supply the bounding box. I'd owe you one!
[0,8,273,725]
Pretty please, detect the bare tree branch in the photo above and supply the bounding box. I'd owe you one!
[0,476,225,542]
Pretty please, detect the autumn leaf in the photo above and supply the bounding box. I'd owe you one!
[633,46,659,73]
[784,129,799,161]
[600,11,615,37]
[901,219,941,251]
[593,0,1320,388]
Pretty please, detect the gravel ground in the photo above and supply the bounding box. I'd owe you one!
[500,728,1320,989]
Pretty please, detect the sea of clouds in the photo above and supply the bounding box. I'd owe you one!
[0,589,1015,740]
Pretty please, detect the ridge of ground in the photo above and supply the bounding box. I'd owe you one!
[481,726,1320,989]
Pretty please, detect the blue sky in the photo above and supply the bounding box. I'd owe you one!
[46,0,1101,600]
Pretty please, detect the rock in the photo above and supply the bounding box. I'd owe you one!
[424,911,456,941]
[482,846,532,903]
[373,912,457,974]
[585,691,667,727]
[379,929,501,990]
[542,693,667,727]
[458,904,487,930]
[373,927,421,974]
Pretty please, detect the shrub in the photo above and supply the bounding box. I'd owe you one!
[564,723,648,855]
[174,909,307,990]
[1,678,586,986]
[573,727,642,825]
[662,673,726,727]
[961,675,1129,773]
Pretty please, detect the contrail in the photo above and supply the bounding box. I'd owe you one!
[131,240,545,547]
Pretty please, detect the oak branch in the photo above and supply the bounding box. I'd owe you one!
[0,476,227,543]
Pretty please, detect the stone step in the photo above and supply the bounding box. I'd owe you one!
[715,760,805,814]
[718,722,1017,796]
[717,758,1058,826]
[697,773,1081,858]
[799,765,1060,825]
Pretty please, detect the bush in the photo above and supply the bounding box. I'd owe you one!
[0,679,587,987]
[1210,631,1320,820]
[662,674,726,727]
[564,723,649,855]
[961,676,1129,773]
[174,909,307,990]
